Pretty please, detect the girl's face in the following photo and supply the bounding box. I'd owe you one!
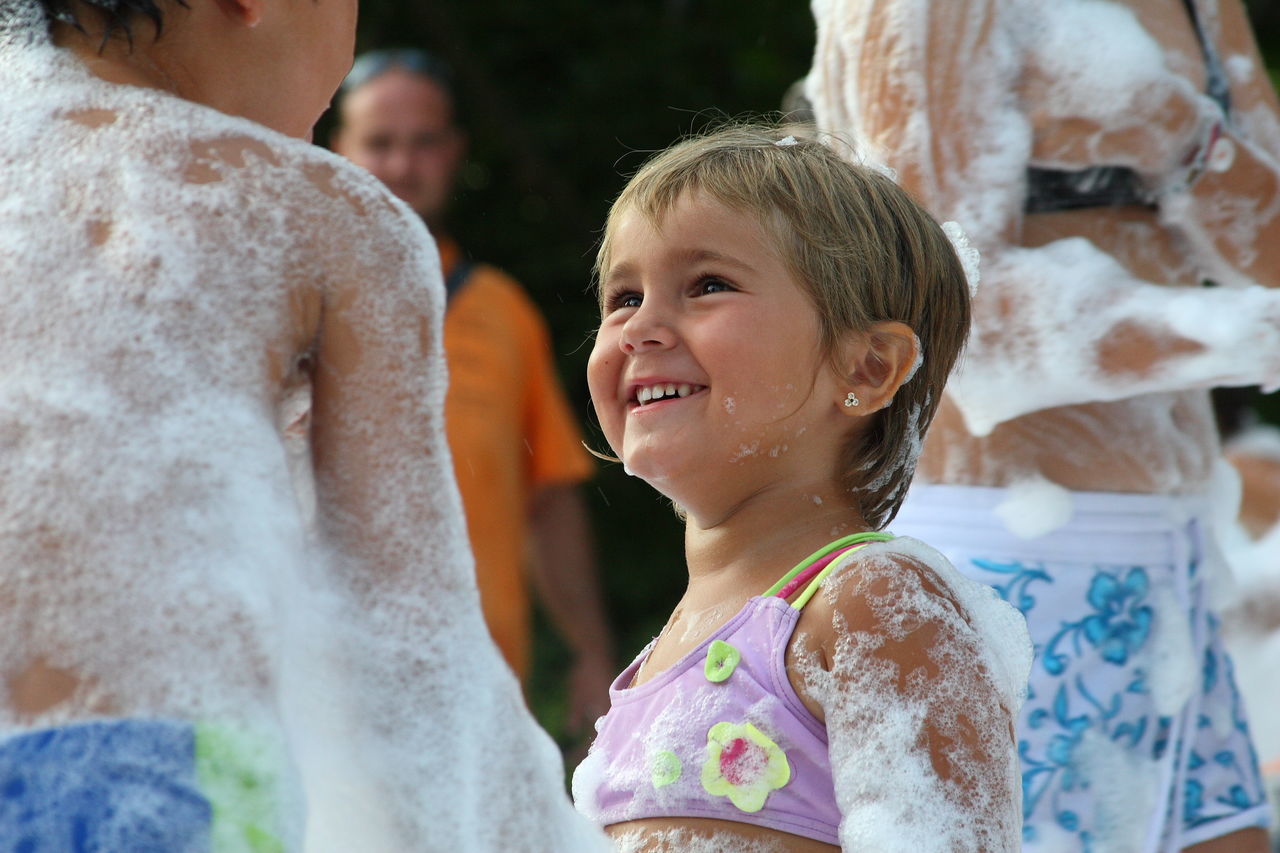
[588,191,851,520]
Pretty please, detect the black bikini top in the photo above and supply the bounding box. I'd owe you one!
[1024,0,1231,214]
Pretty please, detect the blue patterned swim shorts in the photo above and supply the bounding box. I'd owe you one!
[0,718,287,852]
[895,485,1270,853]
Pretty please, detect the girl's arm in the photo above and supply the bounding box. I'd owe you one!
[306,186,609,851]
[808,0,1280,436]
[791,547,1026,851]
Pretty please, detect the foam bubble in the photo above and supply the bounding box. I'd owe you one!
[993,476,1075,539]
[1072,728,1162,850]
[1225,423,1280,463]
[609,827,787,853]
[941,221,980,298]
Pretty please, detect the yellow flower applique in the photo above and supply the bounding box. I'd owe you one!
[700,721,790,812]
[704,640,741,683]
[650,749,682,789]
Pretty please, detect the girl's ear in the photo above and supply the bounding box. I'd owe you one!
[211,0,265,28]
[836,321,919,415]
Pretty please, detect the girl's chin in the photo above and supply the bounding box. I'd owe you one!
[620,454,678,491]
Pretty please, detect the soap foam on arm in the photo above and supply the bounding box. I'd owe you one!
[789,539,1031,851]
[807,0,1280,436]
[301,185,610,852]
[0,13,608,849]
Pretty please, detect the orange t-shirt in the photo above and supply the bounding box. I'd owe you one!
[439,238,594,680]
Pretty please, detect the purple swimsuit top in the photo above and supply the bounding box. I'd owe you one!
[572,533,893,845]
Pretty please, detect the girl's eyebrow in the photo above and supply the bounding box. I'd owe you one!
[673,248,753,272]
[605,248,753,285]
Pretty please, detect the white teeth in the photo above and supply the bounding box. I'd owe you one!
[636,382,702,404]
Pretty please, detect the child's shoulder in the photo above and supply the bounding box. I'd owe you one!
[799,535,1032,697]
[809,536,961,623]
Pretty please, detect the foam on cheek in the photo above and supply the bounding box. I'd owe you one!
[792,540,1030,851]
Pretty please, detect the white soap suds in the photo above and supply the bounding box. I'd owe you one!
[1225,53,1257,86]
[1031,2,1168,124]
[791,538,1031,851]
[609,827,787,853]
[0,11,607,851]
[1220,541,1280,762]
[1225,422,1280,462]
[941,220,980,297]
[809,0,1280,447]
[1072,728,1163,851]
[859,403,924,494]
[902,332,925,384]
[994,476,1075,539]
[1140,583,1197,717]
[1216,445,1280,764]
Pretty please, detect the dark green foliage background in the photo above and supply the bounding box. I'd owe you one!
[318,1,1280,752]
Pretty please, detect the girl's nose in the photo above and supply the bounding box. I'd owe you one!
[619,301,675,353]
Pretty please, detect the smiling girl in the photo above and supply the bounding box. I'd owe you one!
[572,124,1033,852]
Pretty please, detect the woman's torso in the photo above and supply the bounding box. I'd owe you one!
[920,0,1230,495]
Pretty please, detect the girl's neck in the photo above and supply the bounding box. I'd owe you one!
[682,481,869,593]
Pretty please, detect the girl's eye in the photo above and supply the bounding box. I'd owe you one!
[604,291,642,312]
[694,276,733,295]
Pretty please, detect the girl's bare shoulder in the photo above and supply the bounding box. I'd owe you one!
[794,536,1031,700]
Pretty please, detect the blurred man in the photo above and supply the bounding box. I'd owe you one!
[332,49,615,734]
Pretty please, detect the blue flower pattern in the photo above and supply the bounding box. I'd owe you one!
[1042,568,1152,676]
[969,557,1267,850]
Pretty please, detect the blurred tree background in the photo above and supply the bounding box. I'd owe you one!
[316,1,1280,756]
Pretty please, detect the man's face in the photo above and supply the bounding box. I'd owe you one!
[334,69,464,224]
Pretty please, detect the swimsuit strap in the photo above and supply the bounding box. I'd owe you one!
[764,532,895,610]
[1182,0,1232,118]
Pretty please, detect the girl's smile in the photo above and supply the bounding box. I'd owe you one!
[588,190,847,518]
[628,380,707,408]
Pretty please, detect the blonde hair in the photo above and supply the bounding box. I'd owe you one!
[596,123,970,528]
